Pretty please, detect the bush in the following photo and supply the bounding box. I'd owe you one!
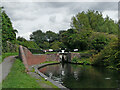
[88,32,117,51]
[91,40,120,70]
[72,57,79,63]
[17,40,39,49]
[50,41,66,50]
[2,41,19,53]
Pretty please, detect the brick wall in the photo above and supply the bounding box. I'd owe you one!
[71,53,81,60]
[19,46,29,71]
[46,53,60,62]
[19,46,60,68]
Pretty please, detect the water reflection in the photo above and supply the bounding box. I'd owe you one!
[39,63,120,88]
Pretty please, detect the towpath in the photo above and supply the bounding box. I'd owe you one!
[0,56,16,83]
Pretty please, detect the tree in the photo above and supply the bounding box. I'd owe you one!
[17,36,27,42]
[71,11,91,31]
[30,30,58,49]
[91,34,109,51]
[61,29,92,51]
[58,30,66,42]
[68,30,92,51]
[30,30,46,48]
[102,16,118,34]
[91,40,120,70]
[0,7,2,54]
[2,11,18,42]
[118,19,120,50]
[71,10,118,34]
[2,10,18,52]
[50,41,61,50]
[60,29,76,49]
[43,42,49,49]
[45,30,58,42]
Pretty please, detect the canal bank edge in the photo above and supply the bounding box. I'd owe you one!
[29,63,69,89]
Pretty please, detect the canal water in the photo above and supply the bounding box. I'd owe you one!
[39,63,120,89]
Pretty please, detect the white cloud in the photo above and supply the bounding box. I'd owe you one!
[17,32,32,40]
[1,0,119,2]
[102,10,118,22]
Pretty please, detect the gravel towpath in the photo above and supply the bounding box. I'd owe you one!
[0,56,16,83]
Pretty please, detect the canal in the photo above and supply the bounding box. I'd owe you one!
[39,63,120,89]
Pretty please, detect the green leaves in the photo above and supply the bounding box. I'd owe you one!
[71,11,91,31]
[91,40,120,70]
[50,41,62,50]
[71,10,118,34]
[30,30,59,49]
[2,11,18,52]
[61,29,92,51]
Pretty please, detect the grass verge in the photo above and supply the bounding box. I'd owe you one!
[36,76,58,88]
[45,52,57,54]
[72,57,91,65]
[2,59,42,88]
[0,83,2,90]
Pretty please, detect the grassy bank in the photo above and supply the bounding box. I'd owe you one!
[2,59,41,88]
[72,57,91,65]
[71,50,96,65]
[45,52,57,54]
[2,59,58,88]
[0,53,18,63]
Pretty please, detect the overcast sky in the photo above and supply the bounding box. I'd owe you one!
[1,0,119,40]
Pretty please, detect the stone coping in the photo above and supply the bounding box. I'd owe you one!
[30,63,69,90]
[35,62,60,69]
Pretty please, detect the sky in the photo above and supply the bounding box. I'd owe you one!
[1,0,119,40]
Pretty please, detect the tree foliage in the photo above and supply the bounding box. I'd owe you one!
[91,40,120,70]
[17,36,27,42]
[17,36,39,49]
[45,31,59,42]
[0,7,2,54]
[50,41,65,50]
[2,10,18,52]
[61,29,92,51]
[2,11,18,42]
[71,10,118,34]
[30,30,59,49]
